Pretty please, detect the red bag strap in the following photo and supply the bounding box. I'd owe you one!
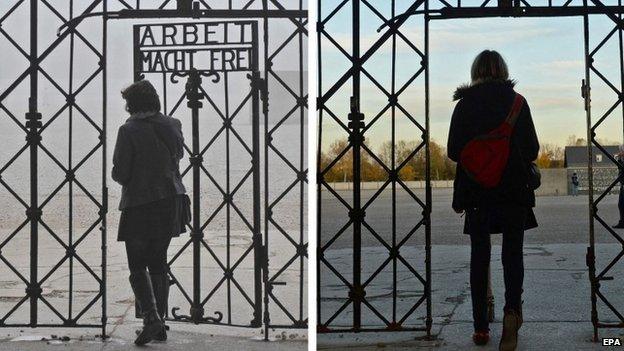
[504,93,525,127]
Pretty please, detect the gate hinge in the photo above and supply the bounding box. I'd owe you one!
[348,96,365,130]
[249,72,268,114]
[258,242,269,269]
[586,246,594,268]
[100,186,108,216]
[25,111,42,145]
[581,79,591,110]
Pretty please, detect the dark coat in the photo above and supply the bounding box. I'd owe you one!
[447,80,540,233]
[112,111,186,210]
[617,155,624,186]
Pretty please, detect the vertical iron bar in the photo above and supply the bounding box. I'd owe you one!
[225,71,232,325]
[163,73,168,115]
[298,0,305,327]
[133,25,141,82]
[68,0,74,323]
[351,0,362,331]
[28,0,40,327]
[101,0,108,338]
[250,21,263,330]
[619,0,624,143]
[391,0,397,326]
[583,1,599,342]
[316,0,323,331]
[186,69,204,323]
[424,0,433,337]
[262,0,272,339]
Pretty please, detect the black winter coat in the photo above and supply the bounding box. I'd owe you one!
[112,111,186,210]
[447,80,540,213]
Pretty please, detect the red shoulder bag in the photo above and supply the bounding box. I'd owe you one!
[459,93,525,188]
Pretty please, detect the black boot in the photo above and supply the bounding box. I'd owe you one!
[134,274,169,341]
[129,271,164,346]
[151,273,170,341]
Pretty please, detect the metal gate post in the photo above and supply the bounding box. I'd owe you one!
[349,0,364,330]
[583,1,599,342]
[249,21,264,330]
[348,96,364,330]
[424,0,433,338]
[27,0,42,327]
[101,0,108,338]
[185,68,205,323]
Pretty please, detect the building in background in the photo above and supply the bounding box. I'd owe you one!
[564,145,619,195]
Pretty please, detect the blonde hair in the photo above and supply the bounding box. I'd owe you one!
[471,50,509,84]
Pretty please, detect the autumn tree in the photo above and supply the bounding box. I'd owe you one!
[319,139,385,182]
[536,143,564,169]
[320,138,455,182]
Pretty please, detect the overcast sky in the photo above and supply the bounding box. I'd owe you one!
[0,1,307,195]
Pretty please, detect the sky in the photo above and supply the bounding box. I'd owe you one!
[319,1,624,151]
[0,0,307,196]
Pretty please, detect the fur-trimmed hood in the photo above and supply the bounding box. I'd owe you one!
[452,79,516,101]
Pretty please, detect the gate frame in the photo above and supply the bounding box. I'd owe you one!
[0,0,307,340]
[317,0,624,341]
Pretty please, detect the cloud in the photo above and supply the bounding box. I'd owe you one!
[526,60,584,78]
[320,18,562,56]
[429,20,560,53]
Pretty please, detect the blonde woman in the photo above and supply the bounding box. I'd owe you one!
[447,50,540,350]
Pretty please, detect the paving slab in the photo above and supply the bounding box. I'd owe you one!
[318,244,624,350]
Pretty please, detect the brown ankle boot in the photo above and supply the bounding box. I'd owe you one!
[499,309,521,351]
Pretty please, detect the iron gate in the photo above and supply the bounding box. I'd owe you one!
[0,0,307,339]
[133,20,263,327]
[317,0,432,333]
[317,0,624,340]
[0,0,108,336]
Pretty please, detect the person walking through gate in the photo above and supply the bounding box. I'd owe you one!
[112,80,190,345]
[571,172,579,196]
[447,50,540,351]
[613,145,624,229]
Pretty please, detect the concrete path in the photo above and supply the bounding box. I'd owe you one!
[0,325,306,351]
[321,189,621,246]
[318,244,624,350]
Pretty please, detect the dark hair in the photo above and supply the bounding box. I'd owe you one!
[121,80,161,114]
[471,50,509,84]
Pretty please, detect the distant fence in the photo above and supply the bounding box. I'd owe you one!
[322,169,575,196]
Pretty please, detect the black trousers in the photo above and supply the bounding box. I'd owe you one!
[125,236,172,275]
[468,206,525,332]
[618,186,624,224]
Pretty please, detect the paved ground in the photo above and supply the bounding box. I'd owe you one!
[321,188,622,246]
[0,201,306,350]
[0,117,308,350]
[319,244,624,350]
[0,325,306,351]
[319,190,624,350]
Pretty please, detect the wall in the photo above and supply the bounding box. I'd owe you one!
[323,168,571,196]
[535,168,568,196]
